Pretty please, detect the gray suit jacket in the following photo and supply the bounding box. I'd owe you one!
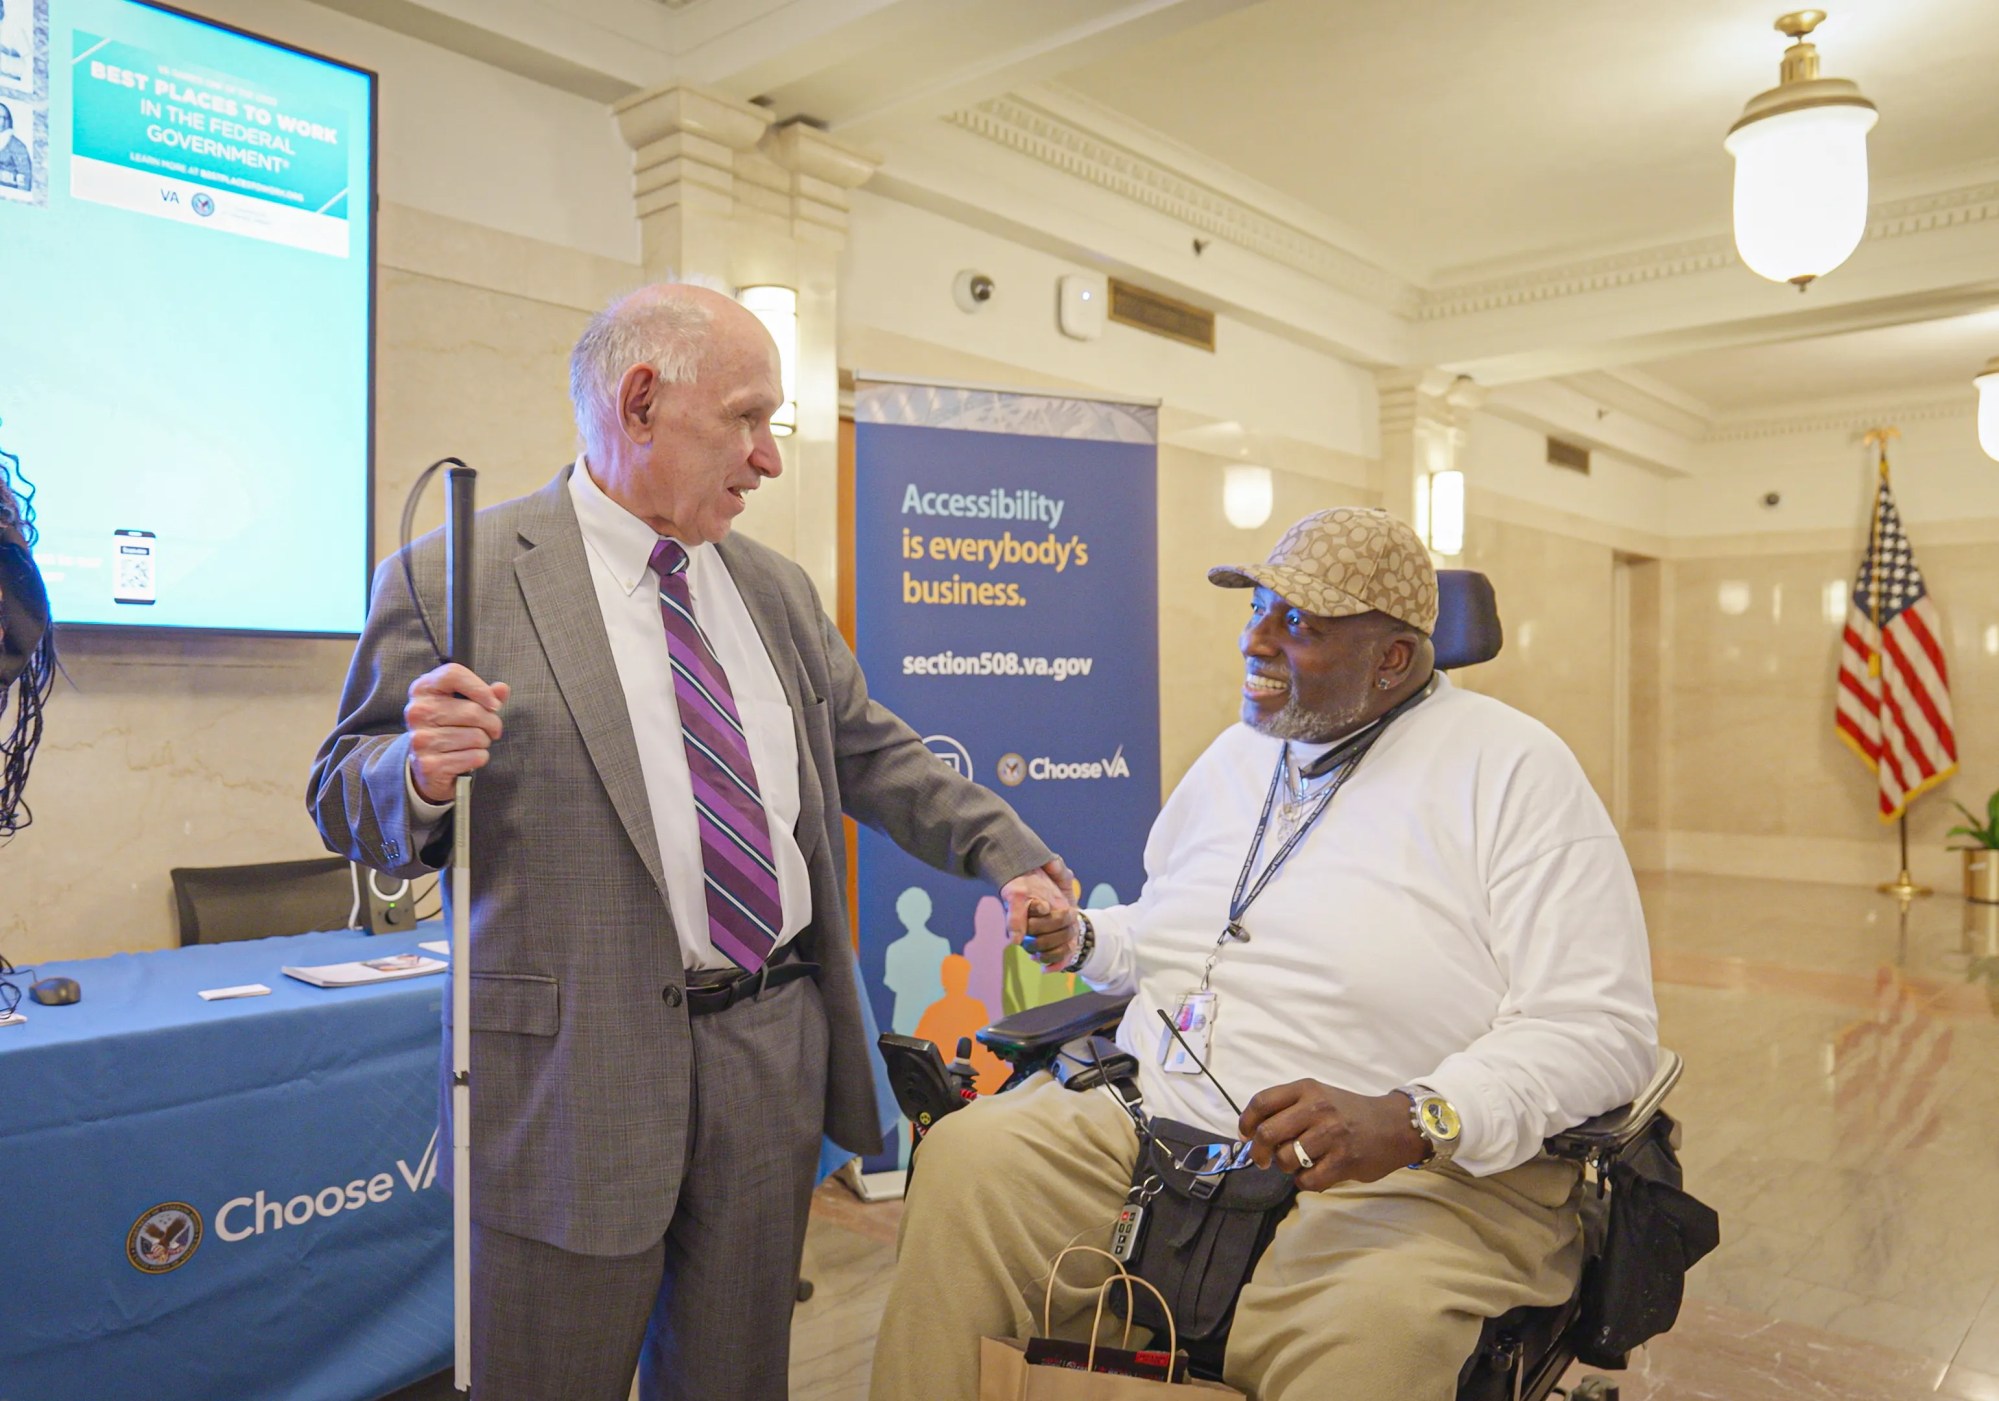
[309,467,1053,1255]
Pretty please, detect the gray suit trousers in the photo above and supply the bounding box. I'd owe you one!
[472,975,831,1401]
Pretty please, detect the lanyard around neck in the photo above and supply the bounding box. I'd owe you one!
[1225,673,1440,934]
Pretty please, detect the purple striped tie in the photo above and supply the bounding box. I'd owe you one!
[650,539,783,973]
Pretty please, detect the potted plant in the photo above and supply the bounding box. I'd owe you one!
[1949,788,1999,905]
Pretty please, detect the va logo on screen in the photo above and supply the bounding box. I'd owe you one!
[996,753,1026,787]
[127,1202,203,1274]
[922,734,974,778]
[191,192,216,218]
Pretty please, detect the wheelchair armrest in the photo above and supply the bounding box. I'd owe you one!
[977,991,1133,1064]
[1544,1048,1683,1162]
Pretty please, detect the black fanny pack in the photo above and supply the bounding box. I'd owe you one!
[1114,1113,1297,1347]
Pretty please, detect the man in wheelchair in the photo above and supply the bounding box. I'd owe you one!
[871,508,1661,1401]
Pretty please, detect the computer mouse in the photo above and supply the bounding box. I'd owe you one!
[30,976,80,1006]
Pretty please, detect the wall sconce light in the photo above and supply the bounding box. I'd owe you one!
[737,285,798,436]
[1426,469,1465,556]
[1223,464,1273,530]
[1724,11,1878,289]
[1976,356,1999,462]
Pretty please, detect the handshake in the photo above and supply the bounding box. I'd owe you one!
[1000,856,1087,972]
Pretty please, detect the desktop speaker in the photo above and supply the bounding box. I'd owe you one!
[357,866,417,934]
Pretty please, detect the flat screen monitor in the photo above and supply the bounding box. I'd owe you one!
[0,0,375,634]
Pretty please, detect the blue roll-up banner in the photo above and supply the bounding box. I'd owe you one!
[853,377,1160,1176]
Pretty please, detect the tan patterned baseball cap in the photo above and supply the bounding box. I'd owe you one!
[1208,507,1438,634]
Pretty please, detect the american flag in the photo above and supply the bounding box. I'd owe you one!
[1835,456,1957,820]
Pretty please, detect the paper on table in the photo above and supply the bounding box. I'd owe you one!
[0,1011,24,1027]
[419,940,450,957]
[198,984,273,1001]
[282,956,448,988]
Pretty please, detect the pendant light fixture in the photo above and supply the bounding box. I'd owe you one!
[1723,10,1878,290]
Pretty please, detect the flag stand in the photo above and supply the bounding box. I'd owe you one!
[1877,813,1931,899]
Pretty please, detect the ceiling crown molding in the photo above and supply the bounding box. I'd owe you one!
[947,95,1419,317]
[1702,392,1973,444]
[1419,237,1735,322]
[1422,182,1999,323]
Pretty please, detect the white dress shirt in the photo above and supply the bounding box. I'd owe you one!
[1077,674,1658,1175]
[410,460,811,970]
[568,459,811,969]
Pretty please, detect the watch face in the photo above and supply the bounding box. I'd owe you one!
[1420,1098,1462,1142]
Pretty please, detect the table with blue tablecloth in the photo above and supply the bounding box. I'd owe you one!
[0,926,454,1401]
[0,923,901,1401]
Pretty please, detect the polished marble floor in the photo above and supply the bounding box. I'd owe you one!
[788,872,1999,1401]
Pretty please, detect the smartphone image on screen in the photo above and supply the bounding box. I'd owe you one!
[113,529,158,605]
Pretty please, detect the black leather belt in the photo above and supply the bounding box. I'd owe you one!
[683,951,818,1016]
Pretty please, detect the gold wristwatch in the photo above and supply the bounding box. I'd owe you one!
[1397,1087,1462,1171]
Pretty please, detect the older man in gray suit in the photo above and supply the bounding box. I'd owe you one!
[311,284,1071,1400]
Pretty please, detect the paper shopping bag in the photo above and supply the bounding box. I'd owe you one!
[977,1246,1247,1399]
[978,1338,1244,1399]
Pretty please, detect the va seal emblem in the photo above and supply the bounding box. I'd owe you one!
[128,1202,202,1274]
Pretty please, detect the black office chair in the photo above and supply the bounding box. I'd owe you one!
[169,857,355,945]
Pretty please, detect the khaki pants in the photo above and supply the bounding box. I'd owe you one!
[870,1075,1582,1401]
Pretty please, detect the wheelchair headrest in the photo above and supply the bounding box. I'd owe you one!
[1432,570,1502,670]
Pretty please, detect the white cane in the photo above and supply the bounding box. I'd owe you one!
[444,464,477,1393]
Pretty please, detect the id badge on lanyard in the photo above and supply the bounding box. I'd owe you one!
[1159,989,1219,1075]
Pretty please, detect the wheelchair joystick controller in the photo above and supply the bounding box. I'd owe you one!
[946,1038,980,1101]
[876,1033,980,1146]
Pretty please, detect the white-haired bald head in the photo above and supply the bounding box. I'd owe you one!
[568,283,746,453]
[571,282,785,545]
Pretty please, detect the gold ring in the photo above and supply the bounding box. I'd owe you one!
[1290,1140,1314,1171]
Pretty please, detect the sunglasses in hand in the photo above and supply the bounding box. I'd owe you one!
[1087,1009,1265,1177]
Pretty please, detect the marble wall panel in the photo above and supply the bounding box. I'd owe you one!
[1663,537,1999,870]
[1452,515,1621,813]
[1627,557,1665,833]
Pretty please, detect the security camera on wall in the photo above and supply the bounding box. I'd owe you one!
[953,270,995,313]
[1057,274,1108,340]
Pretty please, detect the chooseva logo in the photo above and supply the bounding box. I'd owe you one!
[997,744,1132,784]
[128,1129,442,1270]
[215,1128,441,1241]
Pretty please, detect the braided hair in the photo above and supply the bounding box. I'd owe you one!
[0,433,56,840]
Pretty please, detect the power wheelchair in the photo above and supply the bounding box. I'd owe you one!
[876,570,1715,1400]
[913,992,1690,1401]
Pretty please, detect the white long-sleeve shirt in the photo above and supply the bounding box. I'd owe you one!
[409,459,810,970]
[1077,674,1658,1176]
